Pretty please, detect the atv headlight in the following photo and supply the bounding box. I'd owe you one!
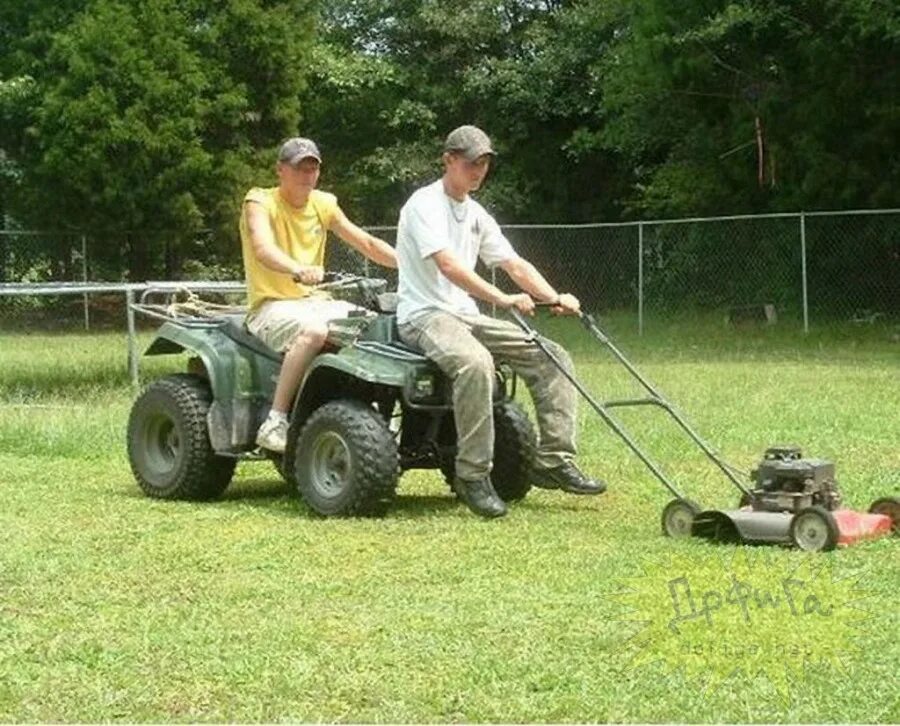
[413,374,435,398]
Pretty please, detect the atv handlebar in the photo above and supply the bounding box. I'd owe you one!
[306,272,390,311]
[314,272,370,290]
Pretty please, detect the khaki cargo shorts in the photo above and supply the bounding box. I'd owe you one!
[246,297,360,352]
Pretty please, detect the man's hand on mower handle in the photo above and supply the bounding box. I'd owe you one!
[502,292,535,315]
[534,293,581,315]
[292,265,324,286]
[552,292,581,315]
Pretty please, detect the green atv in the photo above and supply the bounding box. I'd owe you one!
[126,273,537,516]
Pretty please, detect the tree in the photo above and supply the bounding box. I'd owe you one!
[3,0,897,286]
[2,0,315,279]
[301,0,633,224]
[598,0,900,216]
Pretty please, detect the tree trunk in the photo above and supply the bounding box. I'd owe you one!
[127,231,151,281]
[164,237,182,279]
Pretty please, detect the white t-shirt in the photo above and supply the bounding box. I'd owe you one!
[396,179,516,324]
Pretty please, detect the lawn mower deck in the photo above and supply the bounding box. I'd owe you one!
[509,309,898,552]
[691,447,896,551]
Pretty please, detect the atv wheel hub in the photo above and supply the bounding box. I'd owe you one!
[310,432,352,497]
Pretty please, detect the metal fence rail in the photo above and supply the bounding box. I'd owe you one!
[0,280,245,385]
[1,207,897,383]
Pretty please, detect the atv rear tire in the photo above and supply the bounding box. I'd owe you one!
[292,399,399,516]
[127,374,236,500]
[441,400,537,503]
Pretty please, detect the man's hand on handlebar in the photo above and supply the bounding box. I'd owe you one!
[292,265,325,286]
[502,292,535,315]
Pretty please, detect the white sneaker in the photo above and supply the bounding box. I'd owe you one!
[256,415,288,453]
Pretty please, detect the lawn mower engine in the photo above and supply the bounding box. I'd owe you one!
[749,446,842,513]
[692,446,897,551]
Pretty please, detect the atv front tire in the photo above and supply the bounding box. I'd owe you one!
[292,399,399,516]
[490,400,537,502]
[127,374,236,500]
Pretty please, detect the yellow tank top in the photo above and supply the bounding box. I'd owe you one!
[239,187,339,310]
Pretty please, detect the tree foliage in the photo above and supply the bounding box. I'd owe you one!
[1,0,314,278]
[302,0,632,224]
[0,0,897,280]
[598,0,900,215]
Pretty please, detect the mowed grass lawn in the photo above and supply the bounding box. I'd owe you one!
[0,315,897,722]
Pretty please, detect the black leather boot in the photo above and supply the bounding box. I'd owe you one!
[533,462,607,495]
[454,477,508,518]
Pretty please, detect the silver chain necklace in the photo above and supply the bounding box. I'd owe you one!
[448,196,468,224]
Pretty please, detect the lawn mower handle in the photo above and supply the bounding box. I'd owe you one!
[507,307,752,499]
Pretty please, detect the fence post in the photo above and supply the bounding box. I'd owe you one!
[126,287,139,386]
[82,234,90,331]
[638,222,644,336]
[800,212,809,334]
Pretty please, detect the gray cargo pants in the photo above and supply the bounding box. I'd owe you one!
[398,310,577,482]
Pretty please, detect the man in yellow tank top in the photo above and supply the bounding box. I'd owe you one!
[240,137,397,453]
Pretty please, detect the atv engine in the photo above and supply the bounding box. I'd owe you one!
[748,446,842,513]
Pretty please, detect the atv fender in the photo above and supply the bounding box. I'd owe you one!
[144,322,280,452]
[145,322,231,397]
[304,343,430,390]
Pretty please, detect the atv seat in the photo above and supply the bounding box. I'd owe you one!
[386,314,426,356]
[218,313,282,361]
[217,310,419,359]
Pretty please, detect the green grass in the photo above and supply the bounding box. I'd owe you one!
[0,318,898,722]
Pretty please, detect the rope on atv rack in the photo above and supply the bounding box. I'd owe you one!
[163,288,246,319]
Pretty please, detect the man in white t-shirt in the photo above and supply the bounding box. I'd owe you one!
[396,125,606,519]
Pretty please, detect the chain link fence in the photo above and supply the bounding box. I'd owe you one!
[0,228,234,283]
[496,210,898,330]
[0,228,229,330]
[803,211,899,322]
[2,209,898,332]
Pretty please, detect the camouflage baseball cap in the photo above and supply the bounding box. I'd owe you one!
[444,125,495,161]
[278,137,322,165]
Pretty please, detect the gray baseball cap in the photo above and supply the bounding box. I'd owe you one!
[444,125,495,161]
[278,137,322,165]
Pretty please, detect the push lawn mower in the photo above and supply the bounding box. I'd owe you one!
[509,308,898,552]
